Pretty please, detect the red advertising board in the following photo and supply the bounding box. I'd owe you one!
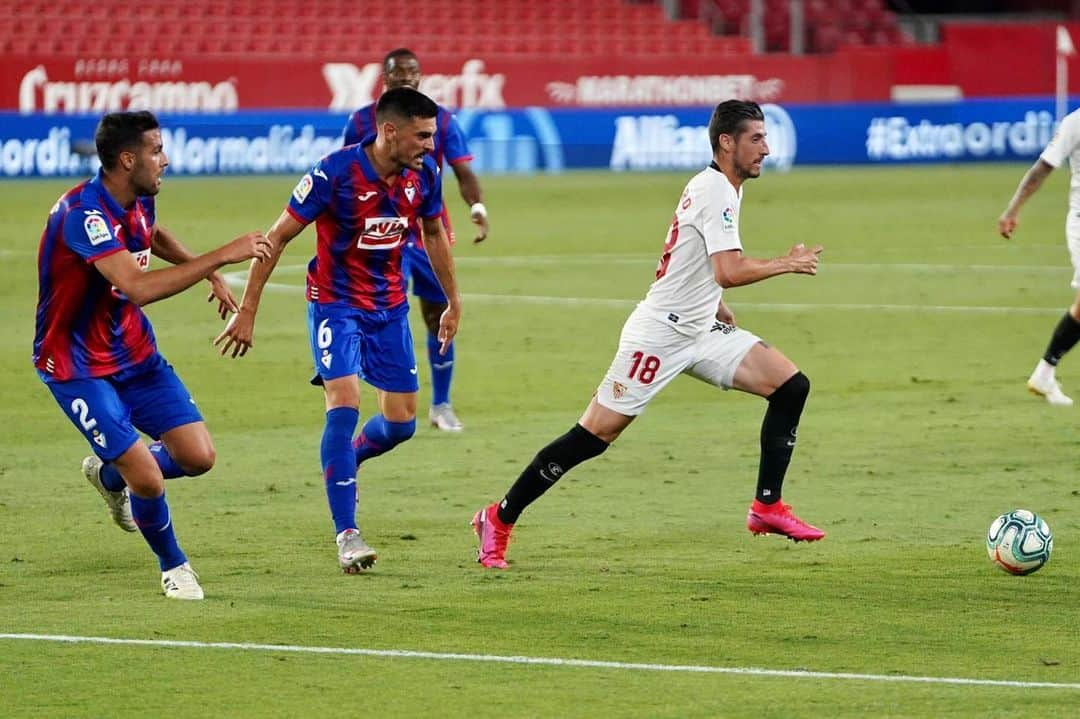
[0,52,895,114]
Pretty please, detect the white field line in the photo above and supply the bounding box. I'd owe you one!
[1,633,1077,691]
[221,267,1061,316]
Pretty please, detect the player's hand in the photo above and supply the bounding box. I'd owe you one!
[436,303,461,354]
[471,209,489,244]
[207,271,239,320]
[221,232,272,264]
[998,214,1018,239]
[786,243,823,275]
[214,310,256,358]
[715,301,736,326]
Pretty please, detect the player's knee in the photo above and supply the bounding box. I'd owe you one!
[181,445,216,476]
[769,371,810,407]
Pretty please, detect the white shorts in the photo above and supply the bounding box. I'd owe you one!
[595,308,761,416]
[1065,212,1080,289]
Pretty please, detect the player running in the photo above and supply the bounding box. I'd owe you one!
[33,110,271,599]
[344,48,487,432]
[471,100,825,569]
[217,87,462,574]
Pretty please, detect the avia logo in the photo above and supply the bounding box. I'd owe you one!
[357,191,377,201]
[356,216,407,250]
[323,59,506,111]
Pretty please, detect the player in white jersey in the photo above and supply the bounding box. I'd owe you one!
[470,101,825,569]
[998,107,1080,406]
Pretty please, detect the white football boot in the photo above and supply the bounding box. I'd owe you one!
[1027,366,1074,407]
[336,529,377,573]
[82,456,137,532]
[161,562,204,600]
[429,403,464,432]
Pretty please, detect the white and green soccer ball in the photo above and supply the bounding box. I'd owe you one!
[986,509,1053,575]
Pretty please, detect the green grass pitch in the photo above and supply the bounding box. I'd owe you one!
[1,165,1077,717]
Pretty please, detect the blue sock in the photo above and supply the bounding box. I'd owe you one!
[99,441,186,491]
[149,441,186,478]
[428,332,454,406]
[99,462,125,491]
[322,407,360,534]
[129,492,186,571]
[353,415,416,466]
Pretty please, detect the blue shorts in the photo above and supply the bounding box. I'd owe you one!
[307,300,419,393]
[402,240,448,304]
[39,353,204,462]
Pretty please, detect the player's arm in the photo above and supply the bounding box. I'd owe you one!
[711,244,822,289]
[214,210,306,357]
[94,232,271,307]
[421,214,462,353]
[150,223,238,318]
[998,159,1054,239]
[450,160,488,243]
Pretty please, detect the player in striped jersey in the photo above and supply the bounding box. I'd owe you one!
[217,88,462,573]
[34,111,271,598]
[344,48,488,432]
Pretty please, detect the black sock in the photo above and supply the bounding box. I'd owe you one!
[1043,312,1080,366]
[756,372,810,504]
[498,424,609,524]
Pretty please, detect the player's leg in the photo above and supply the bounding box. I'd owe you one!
[473,311,684,568]
[40,372,201,597]
[307,302,375,572]
[110,440,203,599]
[406,241,462,431]
[726,340,823,541]
[1027,281,1080,406]
[352,305,420,467]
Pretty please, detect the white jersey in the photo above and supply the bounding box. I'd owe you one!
[639,164,743,333]
[1040,108,1080,212]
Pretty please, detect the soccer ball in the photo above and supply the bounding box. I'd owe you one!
[986,509,1053,575]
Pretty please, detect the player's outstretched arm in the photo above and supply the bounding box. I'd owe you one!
[95,232,271,307]
[421,215,462,354]
[711,244,823,289]
[150,223,239,319]
[451,161,488,243]
[214,210,305,358]
[998,159,1054,239]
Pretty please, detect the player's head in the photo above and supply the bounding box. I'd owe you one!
[95,111,168,196]
[375,87,438,171]
[383,48,420,90]
[709,100,768,179]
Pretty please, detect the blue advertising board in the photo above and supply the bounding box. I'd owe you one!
[0,98,1062,178]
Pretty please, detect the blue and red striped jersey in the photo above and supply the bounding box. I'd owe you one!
[33,171,157,381]
[286,138,444,311]
[343,103,473,170]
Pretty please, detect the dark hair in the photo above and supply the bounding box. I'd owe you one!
[382,47,418,72]
[708,100,764,152]
[95,111,159,170]
[375,86,438,124]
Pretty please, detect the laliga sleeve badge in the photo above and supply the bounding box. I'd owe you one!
[293,174,314,203]
[84,212,112,246]
[721,206,736,230]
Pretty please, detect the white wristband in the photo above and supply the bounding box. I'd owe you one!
[470,202,487,219]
